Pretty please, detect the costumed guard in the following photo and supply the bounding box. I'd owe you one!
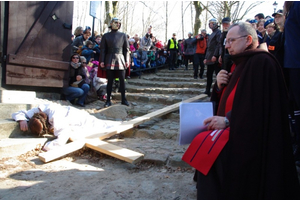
[99,18,130,107]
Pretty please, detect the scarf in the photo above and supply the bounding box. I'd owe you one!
[70,62,82,69]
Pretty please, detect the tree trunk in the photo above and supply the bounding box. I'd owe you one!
[112,1,118,16]
[193,1,203,35]
[191,2,193,34]
[165,2,168,42]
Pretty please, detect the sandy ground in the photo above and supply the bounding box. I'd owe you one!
[0,146,197,200]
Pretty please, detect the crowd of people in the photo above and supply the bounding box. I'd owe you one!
[68,22,173,108]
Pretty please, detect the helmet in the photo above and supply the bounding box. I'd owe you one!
[109,18,121,30]
[209,18,219,30]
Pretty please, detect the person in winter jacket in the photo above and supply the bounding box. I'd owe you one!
[203,18,222,96]
[81,40,96,63]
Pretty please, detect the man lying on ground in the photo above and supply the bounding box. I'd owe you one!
[12,103,121,151]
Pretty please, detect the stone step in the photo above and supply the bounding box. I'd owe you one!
[141,75,206,82]
[0,138,47,159]
[0,119,23,139]
[0,103,40,120]
[112,92,207,105]
[127,79,206,88]
[125,84,204,95]
[156,72,195,78]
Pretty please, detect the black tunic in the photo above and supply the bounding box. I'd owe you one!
[100,30,130,70]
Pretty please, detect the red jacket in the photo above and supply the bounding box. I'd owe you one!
[195,34,207,54]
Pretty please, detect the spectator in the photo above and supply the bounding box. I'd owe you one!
[183,32,196,70]
[264,18,276,46]
[218,17,232,72]
[177,39,184,68]
[139,33,153,51]
[186,21,300,200]
[203,18,221,96]
[81,40,96,63]
[148,46,157,68]
[136,47,148,68]
[61,54,90,107]
[193,29,208,79]
[167,33,179,70]
[93,35,101,61]
[155,39,164,50]
[257,19,267,45]
[255,13,265,21]
[248,19,258,30]
[93,74,107,101]
[268,9,285,68]
[129,38,136,53]
[71,30,91,54]
[133,34,140,50]
[73,26,83,38]
[99,18,130,107]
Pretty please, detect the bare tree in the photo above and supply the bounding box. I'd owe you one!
[103,1,119,32]
[201,1,263,24]
[193,1,204,35]
[165,1,168,42]
[190,2,193,34]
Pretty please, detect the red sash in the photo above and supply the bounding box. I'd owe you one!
[182,127,230,175]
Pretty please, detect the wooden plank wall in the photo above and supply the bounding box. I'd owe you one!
[5,1,73,87]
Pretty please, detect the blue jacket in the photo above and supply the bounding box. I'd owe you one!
[81,46,94,63]
[284,2,300,68]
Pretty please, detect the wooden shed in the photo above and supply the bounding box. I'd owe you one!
[0,1,73,90]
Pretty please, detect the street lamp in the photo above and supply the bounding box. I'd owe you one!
[273,1,278,13]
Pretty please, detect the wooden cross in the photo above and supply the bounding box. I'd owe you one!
[38,94,207,164]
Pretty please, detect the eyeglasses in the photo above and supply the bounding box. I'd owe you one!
[72,57,79,59]
[225,35,248,45]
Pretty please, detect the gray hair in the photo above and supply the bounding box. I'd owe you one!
[228,22,258,43]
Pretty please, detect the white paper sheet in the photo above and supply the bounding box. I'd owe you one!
[178,102,213,145]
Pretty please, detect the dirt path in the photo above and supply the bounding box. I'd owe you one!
[0,146,197,200]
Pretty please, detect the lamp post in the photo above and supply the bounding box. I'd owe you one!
[273,1,278,13]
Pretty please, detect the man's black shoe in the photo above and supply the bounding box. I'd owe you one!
[194,76,197,79]
[104,101,112,108]
[121,100,130,106]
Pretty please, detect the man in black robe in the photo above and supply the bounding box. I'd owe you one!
[195,22,300,200]
[100,18,130,107]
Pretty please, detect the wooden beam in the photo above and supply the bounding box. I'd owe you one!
[38,141,85,163]
[37,94,206,163]
[85,139,144,164]
[85,94,207,140]
[8,55,69,70]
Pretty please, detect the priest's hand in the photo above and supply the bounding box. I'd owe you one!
[217,70,231,90]
[204,116,226,130]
